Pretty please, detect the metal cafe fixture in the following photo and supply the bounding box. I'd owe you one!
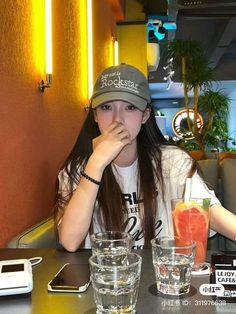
[38,0,52,92]
[147,19,177,42]
[163,57,175,90]
[147,18,176,89]
[147,19,166,41]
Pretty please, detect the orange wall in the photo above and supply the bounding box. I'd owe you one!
[0,0,118,247]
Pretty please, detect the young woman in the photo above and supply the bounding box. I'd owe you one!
[55,63,236,252]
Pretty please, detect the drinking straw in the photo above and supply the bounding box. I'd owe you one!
[184,178,192,203]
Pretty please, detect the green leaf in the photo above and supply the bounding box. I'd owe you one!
[203,198,211,211]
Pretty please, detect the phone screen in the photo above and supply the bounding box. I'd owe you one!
[48,263,91,292]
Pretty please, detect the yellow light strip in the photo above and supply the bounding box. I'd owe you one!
[113,38,119,66]
[45,0,52,75]
[79,0,88,101]
[87,0,93,99]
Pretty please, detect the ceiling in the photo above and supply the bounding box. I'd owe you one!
[137,0,236,102]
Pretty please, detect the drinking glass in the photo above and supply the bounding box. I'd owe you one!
[90,231,132,256]
[89,252,142,314]
[172,198,210,274]
[151,236,196,296]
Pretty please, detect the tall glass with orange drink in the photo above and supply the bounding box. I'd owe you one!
[172,198,210,272]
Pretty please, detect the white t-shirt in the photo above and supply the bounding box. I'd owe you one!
[58,146,220,249]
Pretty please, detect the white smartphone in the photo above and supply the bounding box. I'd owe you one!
[48,263,91,293]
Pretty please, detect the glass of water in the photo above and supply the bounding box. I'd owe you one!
[89,252,142,314]
[90,231,132,256]
[151,236,196,296]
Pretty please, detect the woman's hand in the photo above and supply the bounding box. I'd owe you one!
[92,122,131,169]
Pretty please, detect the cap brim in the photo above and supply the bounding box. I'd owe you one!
[91,91,148,111]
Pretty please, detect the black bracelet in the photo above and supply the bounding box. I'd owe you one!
[80,171,101,186]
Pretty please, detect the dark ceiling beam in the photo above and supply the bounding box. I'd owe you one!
[167,0,179,40]
[209,17,236,68]
[177,1,236,10]
[184,16,236,20]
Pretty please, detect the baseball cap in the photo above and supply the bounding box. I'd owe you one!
[91,63,151,111]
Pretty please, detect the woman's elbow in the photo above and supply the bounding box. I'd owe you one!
[59,237,80,252]
[58,230,81,252]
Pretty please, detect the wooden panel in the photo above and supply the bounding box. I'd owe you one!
[107,0,125,21]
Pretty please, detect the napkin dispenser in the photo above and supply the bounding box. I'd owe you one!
[0,259,33,296]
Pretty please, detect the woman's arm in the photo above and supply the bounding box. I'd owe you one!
[58,156,103,252]
[58,122,131,252]
[210,204,236,241]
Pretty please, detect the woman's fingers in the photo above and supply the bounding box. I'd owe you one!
[106,122,129,139]
[116,128,131,142]
[93,122,131,156]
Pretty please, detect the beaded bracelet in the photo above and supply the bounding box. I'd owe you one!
[80,171,101,186]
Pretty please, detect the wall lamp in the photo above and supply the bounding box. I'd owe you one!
[84,0,93,112]
[38,0,52,92]
[113,37,119,66]
[87,0,93,99]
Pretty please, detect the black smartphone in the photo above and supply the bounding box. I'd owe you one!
[48,263,91,293]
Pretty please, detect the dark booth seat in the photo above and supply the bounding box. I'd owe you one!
[7,216,60,248]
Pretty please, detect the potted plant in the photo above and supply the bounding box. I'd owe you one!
[164,39,232,157]
[198,89,231,151]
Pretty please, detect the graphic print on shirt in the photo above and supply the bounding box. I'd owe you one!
[122,191,163,249]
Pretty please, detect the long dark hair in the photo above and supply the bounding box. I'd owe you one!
[55,105,169,247]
